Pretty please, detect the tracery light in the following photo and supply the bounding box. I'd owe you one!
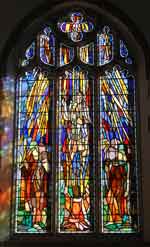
[58,12,94,42]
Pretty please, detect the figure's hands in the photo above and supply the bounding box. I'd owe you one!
[77,118,83,124]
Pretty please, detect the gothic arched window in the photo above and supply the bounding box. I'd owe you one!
[1,2,144,241]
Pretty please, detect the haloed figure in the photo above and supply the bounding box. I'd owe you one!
[104,139,130,229]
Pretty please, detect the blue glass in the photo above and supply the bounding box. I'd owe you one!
[97,26,114,66]
[120,40,128,58]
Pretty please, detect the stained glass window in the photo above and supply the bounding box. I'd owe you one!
[40,27,55,66]
[120,40,133,65]
[79,43,94,65]
[15,68,53,233]
[58,12,94,42]
[13,11,140,236]
[60,44,74,67]
[21,42,35,67]
[57,66,94,232]
[100,66,137,233]
[97,26,113,66]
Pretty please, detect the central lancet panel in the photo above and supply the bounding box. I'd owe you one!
[56,66,94,233]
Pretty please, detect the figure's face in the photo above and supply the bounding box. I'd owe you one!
[32,148,39,161]
[39,145,47,160]
[111,139,118,149]
[109,147,116,160]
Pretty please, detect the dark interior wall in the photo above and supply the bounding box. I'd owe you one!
[0,0,150,244]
